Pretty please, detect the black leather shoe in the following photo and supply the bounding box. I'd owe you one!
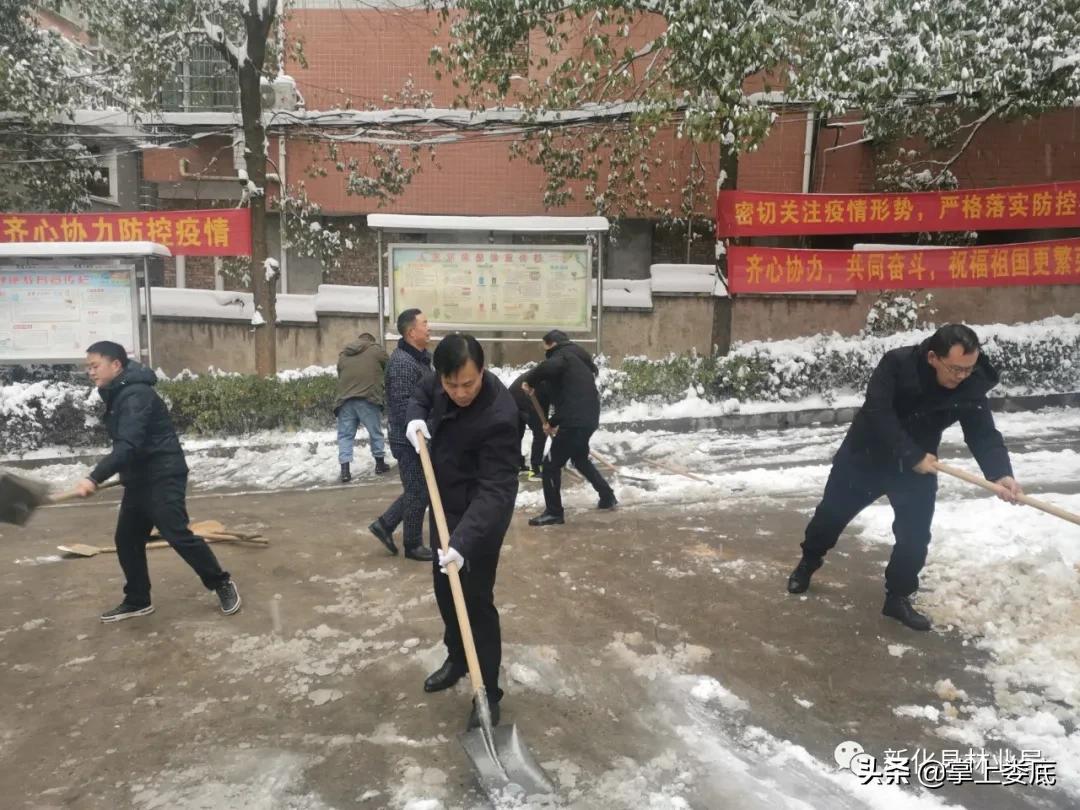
[339,463,352,483]
[528,512,565,527]
[369,519,398,555]
[404,545,434,562]
[374,458,390,475]
[466,696,501,731]
[597,494,618,510]
[882,594,932,631]
[787,556,823,594]
[424,658,466,693]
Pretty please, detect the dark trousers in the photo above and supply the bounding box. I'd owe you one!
[114,475,229,607]
[542,426,613,516]
[433,552,503,702]
[802,452,937,597]
[379,441,428,550]
[517,411,547,471]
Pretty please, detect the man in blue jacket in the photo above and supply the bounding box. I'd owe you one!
[73,341,239,622]
[405,334,520,729]
[369,309,435,562]
[786,324,1022,631]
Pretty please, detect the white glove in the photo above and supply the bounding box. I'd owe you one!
[406,419,431,452]
[438,546,465,575]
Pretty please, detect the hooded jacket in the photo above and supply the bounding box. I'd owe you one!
[522,341,600,429]
[89,363,188,485]
[840,338,1012,480]
[334,335,389,413]
[406,370,520,559]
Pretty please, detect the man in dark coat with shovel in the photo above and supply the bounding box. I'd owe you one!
[523,329,616,526]
[786,324,1022,631]
[405,334,520,729]
[508,373,550,479]
[72,341,240,622]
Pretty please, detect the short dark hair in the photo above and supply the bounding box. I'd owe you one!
[928,324,980,357]
[397,308,422,337]
[542,329,568,345]
[86,341,128,366]
[433,333,484,377]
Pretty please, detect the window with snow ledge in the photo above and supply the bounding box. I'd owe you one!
[87,147,118,206]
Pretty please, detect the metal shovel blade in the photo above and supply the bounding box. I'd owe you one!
[461,723,557,799]
[0,471,51,526]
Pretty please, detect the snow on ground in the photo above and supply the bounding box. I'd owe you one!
[5,386,1080,806]
[854,493,1080,797]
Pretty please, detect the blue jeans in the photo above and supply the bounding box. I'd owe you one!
[336,398,386,463]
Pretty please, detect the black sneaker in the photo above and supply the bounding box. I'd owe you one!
[370,518,398,555]
[339,463,352,483]
[374,458,390,475]
[100,603,154,623]
[787,556,823,594]
[216,580,241,615]
[882,594,931,632]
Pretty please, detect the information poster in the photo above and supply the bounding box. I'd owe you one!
[390,244,591,331]
[0,265,136,362]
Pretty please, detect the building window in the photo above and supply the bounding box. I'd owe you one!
[161,42,239,112]
[87,147,119,204]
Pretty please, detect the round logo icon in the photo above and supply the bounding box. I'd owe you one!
[834,740,865,769]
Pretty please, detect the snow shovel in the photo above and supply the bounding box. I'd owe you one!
[0,471,120,527]
[934,461,1080,528]
[414,430,556,798]
[59,532,268,558]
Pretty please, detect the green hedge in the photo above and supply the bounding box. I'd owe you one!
[160,374,337,435]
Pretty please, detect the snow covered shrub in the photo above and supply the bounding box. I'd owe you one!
[618,352,719,404]
[863,291,936,337]
[0,380,103,454]
[160,374,337,435]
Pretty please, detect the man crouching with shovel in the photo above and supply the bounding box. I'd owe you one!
[73,341,240,622]
[786,324,1022,631]
[404,334,520,731]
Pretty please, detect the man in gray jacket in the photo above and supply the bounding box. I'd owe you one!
[335,332,390,482]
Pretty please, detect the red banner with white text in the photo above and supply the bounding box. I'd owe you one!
[0,208,251,256]
[716,182,1080,237]
[727,238,1080,294]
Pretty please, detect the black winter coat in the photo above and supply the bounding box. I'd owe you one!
[840,339,1012,480]
[523,342,600,429]
[89,363,188,485]
[509,372,550,421]
[406,370,520,559]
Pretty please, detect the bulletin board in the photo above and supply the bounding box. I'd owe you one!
[388,243,591,331]
[0,262,139,363]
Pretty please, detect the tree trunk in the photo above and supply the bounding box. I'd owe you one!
[240,2,276,376]
[712,145,740,356]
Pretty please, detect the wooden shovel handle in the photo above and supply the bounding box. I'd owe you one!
[641,457,707,482]
[415,430,489,698]
[933,461,1080,528]
[527,391,551,432]
[49,479,121,505]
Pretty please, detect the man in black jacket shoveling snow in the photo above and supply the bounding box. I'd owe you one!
[405,334,520,730]
[522,330,615,526]
[786,324,1022,631]
[73,341,240,622]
